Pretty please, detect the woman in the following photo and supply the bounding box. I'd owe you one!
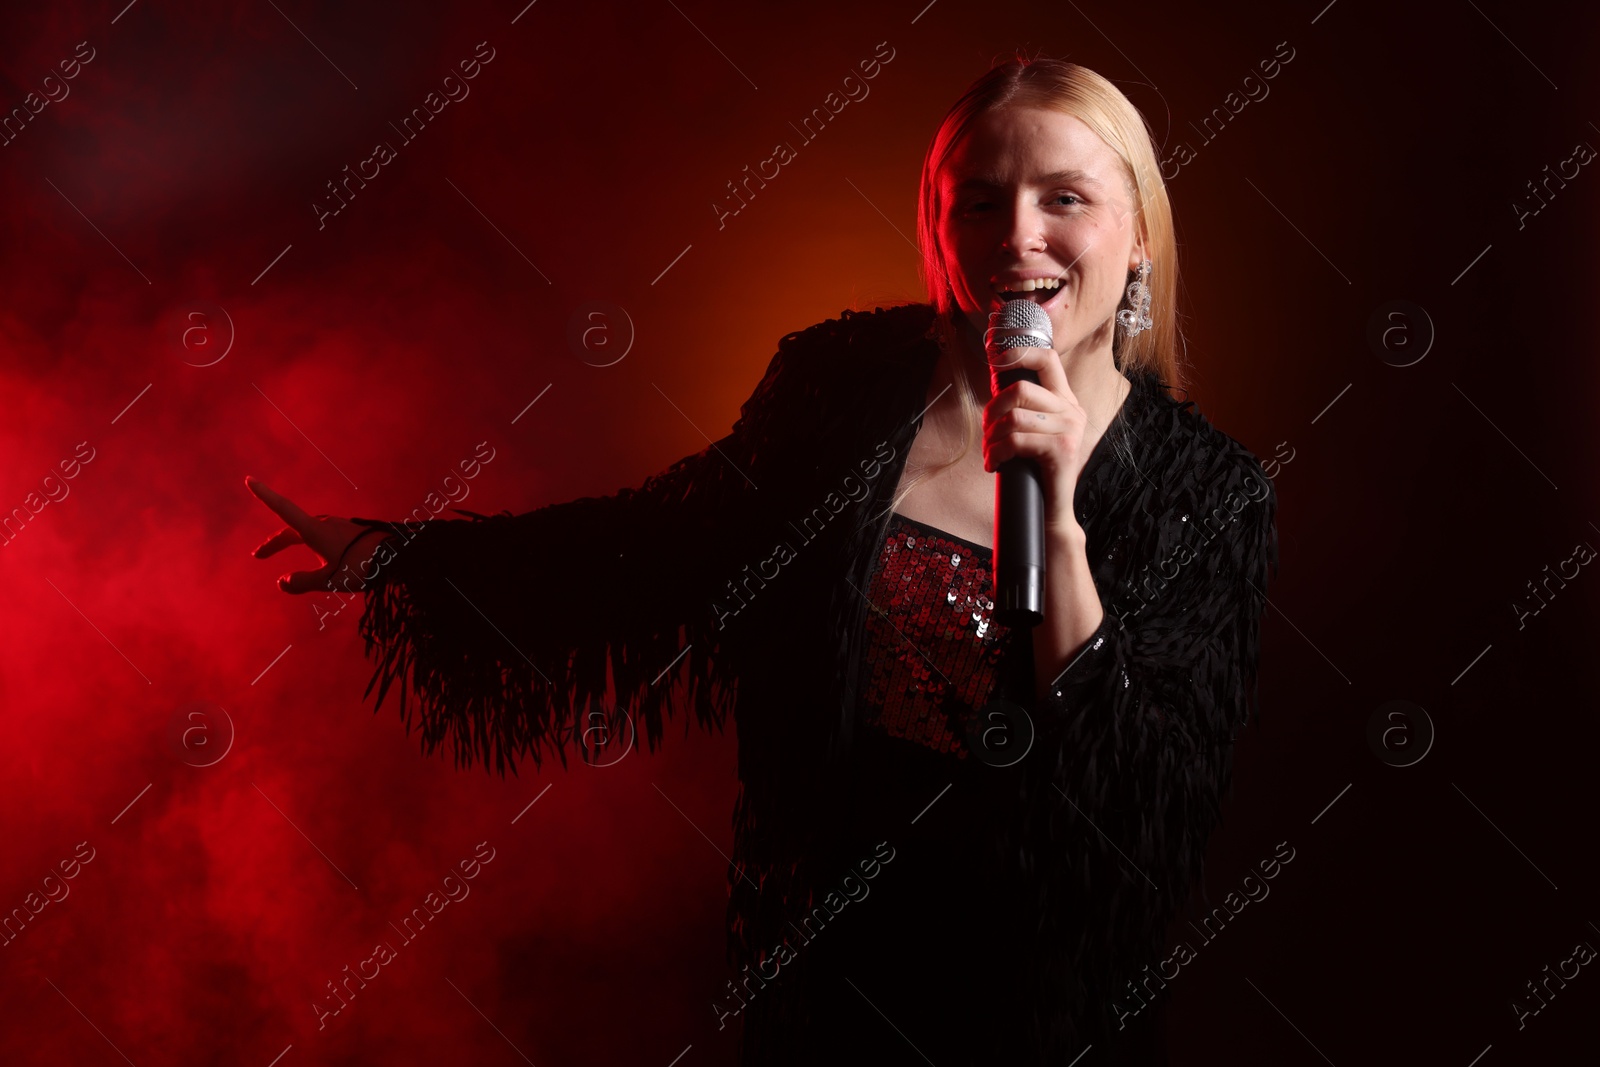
[248,57,1277,1065]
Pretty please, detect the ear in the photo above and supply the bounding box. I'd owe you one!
[1124,196,1149,269]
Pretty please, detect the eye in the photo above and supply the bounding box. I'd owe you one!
[1051,193,1082,207]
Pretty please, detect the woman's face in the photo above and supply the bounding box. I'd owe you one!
[937,106,1144,363]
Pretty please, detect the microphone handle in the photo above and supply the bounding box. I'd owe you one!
[993,364,1045,629]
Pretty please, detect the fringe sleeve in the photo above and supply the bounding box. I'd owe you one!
[345,341,802,779]
[1012,437,1280,1046]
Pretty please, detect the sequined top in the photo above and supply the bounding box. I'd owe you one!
[856,512,1009,759]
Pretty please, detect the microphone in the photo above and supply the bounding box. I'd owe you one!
[985,297,1050,629]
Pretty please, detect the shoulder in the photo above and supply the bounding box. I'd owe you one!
[736,301,938,434]
[775,301,938,364]
[744,302,938,410]
[1134,373,1274,507]
[1118,372,1279,581]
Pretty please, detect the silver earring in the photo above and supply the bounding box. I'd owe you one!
[1117,259,1153,338]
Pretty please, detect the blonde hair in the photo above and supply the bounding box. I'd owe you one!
[890,54,1182,516]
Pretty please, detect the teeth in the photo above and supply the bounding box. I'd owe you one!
[994,278,1062,294]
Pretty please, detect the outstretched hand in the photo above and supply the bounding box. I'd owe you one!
[245,475,388,594]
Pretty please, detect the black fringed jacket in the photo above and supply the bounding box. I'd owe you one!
[350,302,1279,1059]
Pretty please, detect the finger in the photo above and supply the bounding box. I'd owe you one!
[983,437,1013,472]
[989,344,1073,399]
[983,415,1065,471]
[253,525,305,560]
[278,564,334,595]
[984,408,1063,452]
[245,476,319,538]
[984,342,1046,375]
[986,379,1068,423]
[1005,407,1060,433]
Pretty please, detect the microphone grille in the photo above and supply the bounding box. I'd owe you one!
[988,296,1053,350]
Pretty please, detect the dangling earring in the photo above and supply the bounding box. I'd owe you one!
[1116,258,1153,338]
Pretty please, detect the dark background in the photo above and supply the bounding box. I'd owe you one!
[1,0,1596,1063]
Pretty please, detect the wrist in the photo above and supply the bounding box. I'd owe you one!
[330,529,394,592]
[1046,518,1087,549]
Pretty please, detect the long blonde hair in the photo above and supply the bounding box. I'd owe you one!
[891,55,1182,515]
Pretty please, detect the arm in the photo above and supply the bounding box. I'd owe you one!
[1030,523,1105,706]
[1011,445,1280,1036]
[345,340,803,778]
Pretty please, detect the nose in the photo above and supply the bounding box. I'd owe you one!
[999,199,1047,255]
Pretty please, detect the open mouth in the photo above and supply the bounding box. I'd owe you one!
[992,278,1065,310]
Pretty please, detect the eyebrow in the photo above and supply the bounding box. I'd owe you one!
[952,169,1105,193]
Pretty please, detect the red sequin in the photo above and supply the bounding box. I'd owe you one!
[857,513,1011,758]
